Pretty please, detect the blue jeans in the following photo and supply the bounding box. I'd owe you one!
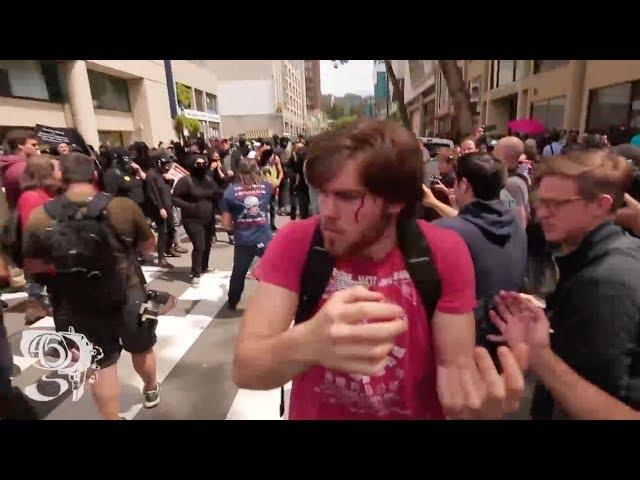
[228,244,265,308]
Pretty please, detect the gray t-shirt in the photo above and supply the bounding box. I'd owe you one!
[501,175,530,226]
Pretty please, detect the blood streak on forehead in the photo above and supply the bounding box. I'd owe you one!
[354,196,366,224]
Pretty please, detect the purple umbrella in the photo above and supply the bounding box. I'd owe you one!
[508,118,546,136]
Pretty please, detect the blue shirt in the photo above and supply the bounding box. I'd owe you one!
[223,181,273,246]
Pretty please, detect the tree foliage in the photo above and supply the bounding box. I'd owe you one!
[330,115,358,129]
[176,82,193,109]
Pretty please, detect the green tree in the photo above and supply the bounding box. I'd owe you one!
[176,82,193,109]
[330,115,358,129]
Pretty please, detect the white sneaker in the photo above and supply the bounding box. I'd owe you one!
[143,383,160,409]
[190,276,200,287]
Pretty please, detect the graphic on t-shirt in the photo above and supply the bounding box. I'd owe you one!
[239,195,264,221]
[313,267,416,418]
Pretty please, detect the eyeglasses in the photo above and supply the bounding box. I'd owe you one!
[534,196,584,212]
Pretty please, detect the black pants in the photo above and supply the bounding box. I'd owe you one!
[182,219,215,276]
[269,192,277,228]
[287,177,298,220]
[278,177,288,209]
[228,244,265,308]
[153,211,176,261]
[295,187,310,220]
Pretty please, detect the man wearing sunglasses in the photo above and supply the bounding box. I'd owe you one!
[522,150,640,419]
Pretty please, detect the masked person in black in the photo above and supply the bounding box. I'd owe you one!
[145,151,181,268]
[177,140,200,172]
[172,155,222,287]
[103,147,146,208]
[129,141,154,172]
[292,142,311,220]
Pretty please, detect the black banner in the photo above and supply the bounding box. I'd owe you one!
[34,124,91,156]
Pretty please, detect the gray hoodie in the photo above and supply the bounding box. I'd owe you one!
[434,199,527,300]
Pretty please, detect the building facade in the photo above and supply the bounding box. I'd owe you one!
[373,61,388,120]
[391,60,437,137]
[0,60,221,149]
[469,60,640,137]
[201,60,307,138]
[305,60,321,111]
[171,60,221,140]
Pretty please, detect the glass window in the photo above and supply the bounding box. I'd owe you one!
[98,131,124,147]
[497,60,515,87]
[587,83,632,133]
[0,60,64,102]
[206,93,217,114]
[531,96,566,130]
[194,89,205,112]
[88,70,131,112]
[534,60,570,74]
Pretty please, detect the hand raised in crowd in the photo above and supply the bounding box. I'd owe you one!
[432,178,453,197]
[437,344,527,419]
[300,286,408,376]
[488,290,552,363]
[422,184,437,207]
[615,193,640,237]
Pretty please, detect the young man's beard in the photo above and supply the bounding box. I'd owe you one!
[326,209,395,259]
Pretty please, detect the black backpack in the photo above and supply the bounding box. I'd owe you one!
[279,218,442,417]
[42,192,128,312]
[1,209,23,267]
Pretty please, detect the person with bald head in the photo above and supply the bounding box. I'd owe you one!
[493,136,529,228]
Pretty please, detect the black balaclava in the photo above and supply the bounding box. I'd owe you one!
[191,158,207,179]
[110,148,134,175]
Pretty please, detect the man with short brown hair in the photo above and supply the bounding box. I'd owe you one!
[520,150,640,419]
[234,119,526,420]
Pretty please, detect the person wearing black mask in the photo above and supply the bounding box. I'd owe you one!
[129,141,154,172]
[257,140,283,231]
[145,151,181,268]
[291,142,311,220]
[103,147,146,208]
[172,155,222,287]
[174,140,200,173]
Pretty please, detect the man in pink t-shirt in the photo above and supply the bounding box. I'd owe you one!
[233,119,526,420]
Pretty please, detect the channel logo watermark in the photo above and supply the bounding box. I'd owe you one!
[20,327,103,402]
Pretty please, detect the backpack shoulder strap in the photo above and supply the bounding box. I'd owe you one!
[396,219,441,322]
[294,224,334,324]
[43,196,75,221]
[85,192,113,219]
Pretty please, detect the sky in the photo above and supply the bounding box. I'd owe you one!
[319,60,375,97]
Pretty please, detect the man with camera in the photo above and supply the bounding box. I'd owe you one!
[23,153,162,420]
[430,152,527,349]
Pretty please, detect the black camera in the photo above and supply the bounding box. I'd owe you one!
[139,289,171,323]
[429,175,443,183]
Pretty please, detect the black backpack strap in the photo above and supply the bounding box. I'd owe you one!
[85,192,113,219]
[396,219,441,321]
[43,196,77,222]
[281,224,334,417]
[294,225,334,324]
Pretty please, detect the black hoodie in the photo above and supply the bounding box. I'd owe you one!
[434,199,527,301]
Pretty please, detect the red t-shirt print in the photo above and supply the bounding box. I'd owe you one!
[255,218,476,420]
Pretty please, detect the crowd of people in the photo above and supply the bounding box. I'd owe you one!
[3,117,640,420]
